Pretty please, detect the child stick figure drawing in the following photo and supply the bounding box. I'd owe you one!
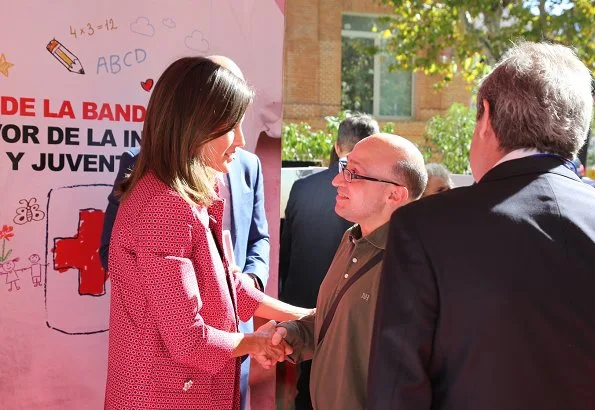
[0,258,21,291]
[28,254,46,287]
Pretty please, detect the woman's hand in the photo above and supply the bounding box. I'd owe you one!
[229,265,242,275]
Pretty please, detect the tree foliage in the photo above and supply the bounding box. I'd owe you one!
[282,122,334,166]
[588,118,595,170]
[374,0,594,86]
[422,103,476,173]
[282,111,396,166]
[588,138,595,170]
[282,112,350,166]
[341,37,375,114]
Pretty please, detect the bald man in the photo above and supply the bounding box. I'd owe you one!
[271,134,427,410]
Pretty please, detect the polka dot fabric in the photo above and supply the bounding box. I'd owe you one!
[104,172,265,409]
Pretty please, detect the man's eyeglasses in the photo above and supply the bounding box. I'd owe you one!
[339,161,402,187]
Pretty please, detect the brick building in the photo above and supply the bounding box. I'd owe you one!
[282,0,472,144]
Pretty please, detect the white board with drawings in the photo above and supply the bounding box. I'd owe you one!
[0,1,285,408]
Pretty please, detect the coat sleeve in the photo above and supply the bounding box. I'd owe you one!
[235,271,266,323]
[367,207,439,410]
[277,313,316,363]
[242,156,270,289]
[134,193,239,375]
[100,150,138,272]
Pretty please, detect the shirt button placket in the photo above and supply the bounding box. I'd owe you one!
[345,256,358,279]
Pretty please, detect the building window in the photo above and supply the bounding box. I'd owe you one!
[341,14,413,119]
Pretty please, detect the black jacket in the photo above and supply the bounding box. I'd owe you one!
[368,156,595,410]
[279,166,352,308]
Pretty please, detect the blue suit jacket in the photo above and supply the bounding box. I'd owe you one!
[226,148,270,289]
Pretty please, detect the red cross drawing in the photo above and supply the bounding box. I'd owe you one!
[53,209,107,296]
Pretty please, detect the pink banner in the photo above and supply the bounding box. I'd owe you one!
[0,1,284,408]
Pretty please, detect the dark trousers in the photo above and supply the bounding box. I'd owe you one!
[295,360,313,410]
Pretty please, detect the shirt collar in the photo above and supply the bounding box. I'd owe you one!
[349,222,390,250]
[493,148,543,168]
[216,172,227,187]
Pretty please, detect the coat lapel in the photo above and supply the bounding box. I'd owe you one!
[208,199,239,324]
[227,156,243,248]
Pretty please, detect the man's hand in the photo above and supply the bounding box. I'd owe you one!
[270,326,288,346]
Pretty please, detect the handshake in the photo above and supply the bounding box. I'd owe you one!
[247,320,292,370]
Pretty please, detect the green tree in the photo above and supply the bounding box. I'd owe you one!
[373,0,594,87]
[281,122,334,165]
[341,37,375,113]
[282,111,351,166]
[588,137,595,168]
[588,118,595,168]
[282,111,396,166]
[422,103,476,174]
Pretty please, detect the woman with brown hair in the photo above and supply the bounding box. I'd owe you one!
[104,56,305,409]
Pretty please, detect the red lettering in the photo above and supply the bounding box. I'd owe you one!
[1,96,18,115]
[114,104,131,122]
[44,99,75,119]
[21,98,35,116]
[1,96,36,117]
[81,102,146,122]
[82,101,98,120]
[58,101,75,119]
[97,104,114,121]
[44,99,58,118]
[133,105,146,122]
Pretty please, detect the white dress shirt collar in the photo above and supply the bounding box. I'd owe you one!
[493,148,543,169]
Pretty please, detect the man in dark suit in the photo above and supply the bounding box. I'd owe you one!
[368,41,595,410]
[279,113,379,410]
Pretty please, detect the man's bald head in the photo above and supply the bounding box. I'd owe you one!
[207,55,244,80]
[354,133,427,199]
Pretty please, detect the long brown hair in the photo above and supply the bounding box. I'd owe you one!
[120,56,254,206]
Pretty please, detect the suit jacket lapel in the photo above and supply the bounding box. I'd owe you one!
[227,157,242,247]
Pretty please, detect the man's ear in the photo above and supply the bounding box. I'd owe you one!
[477,99,495,140]
[334,141,341,157]
[388,186,409,206]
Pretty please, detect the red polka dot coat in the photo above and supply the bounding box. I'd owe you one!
[104,172,264,409]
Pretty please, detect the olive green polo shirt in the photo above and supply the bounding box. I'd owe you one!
[280,222,388,410]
